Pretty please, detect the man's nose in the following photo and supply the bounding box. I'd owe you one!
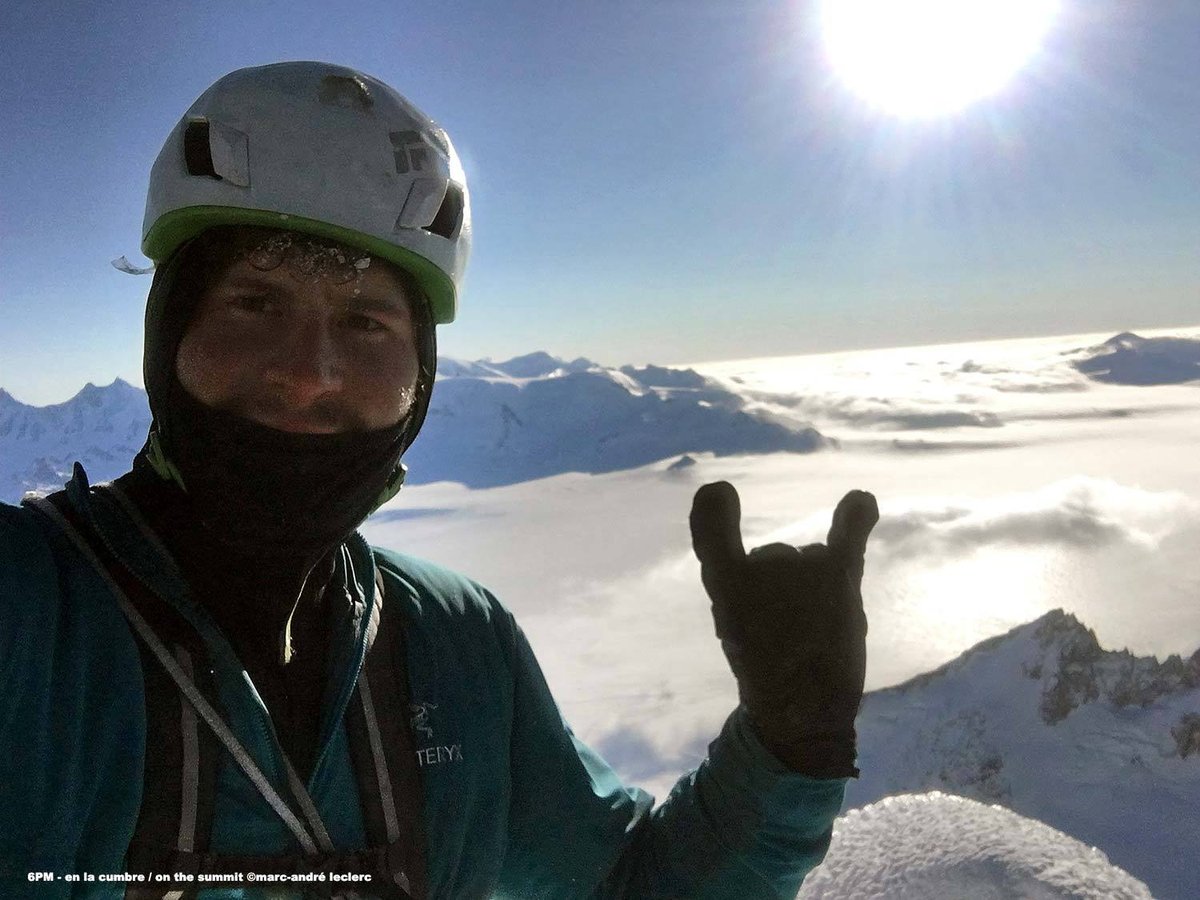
[266,318,345,401]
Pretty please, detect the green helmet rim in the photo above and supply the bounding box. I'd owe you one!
[143,205,457,324]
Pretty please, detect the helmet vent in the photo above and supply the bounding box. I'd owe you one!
[424,183,463,239]
[183,119,220,180]
[318,74,373,111]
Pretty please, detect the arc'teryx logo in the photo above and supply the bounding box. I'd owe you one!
[410,702,437,740]
[409,701,463,769]
[390,130,432,174]
[415,744,463,767]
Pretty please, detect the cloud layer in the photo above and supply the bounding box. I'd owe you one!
[871,477,1196,560]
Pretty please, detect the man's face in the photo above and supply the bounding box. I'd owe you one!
[175,243,421,434]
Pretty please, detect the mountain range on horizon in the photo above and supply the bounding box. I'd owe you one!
[0,352,826,503]
[3,332,1198,504]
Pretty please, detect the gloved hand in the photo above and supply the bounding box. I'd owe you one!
[690,482,879,778]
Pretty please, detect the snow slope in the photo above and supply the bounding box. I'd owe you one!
[848,609,1200,899]
[800,792,1151,899]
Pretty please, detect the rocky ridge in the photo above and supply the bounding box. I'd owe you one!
[849,609,1200,899]
[1030,609,1200,732]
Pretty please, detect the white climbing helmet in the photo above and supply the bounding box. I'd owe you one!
[142,60,470,324]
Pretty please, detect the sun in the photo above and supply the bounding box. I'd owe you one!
[819,0,1059,118]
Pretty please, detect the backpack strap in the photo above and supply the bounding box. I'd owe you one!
[25,491,222,900]
[122,641,221,900]
[26,491,423,899]
[344,565,429,899]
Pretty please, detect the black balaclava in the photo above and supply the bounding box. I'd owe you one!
[136,225,437,569]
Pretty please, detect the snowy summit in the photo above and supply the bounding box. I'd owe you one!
[800,792,1151,899]
[848,609,1200,899]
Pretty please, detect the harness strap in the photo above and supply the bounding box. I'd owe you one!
[25,492,216,900]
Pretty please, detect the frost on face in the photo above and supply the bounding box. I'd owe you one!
[395,383,417,419]
[243,231,374,285]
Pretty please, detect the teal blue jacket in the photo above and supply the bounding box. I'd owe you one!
[0,467,847,898]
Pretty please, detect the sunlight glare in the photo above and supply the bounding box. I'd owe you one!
[820,0,1059,118]
[907,547,1053,644]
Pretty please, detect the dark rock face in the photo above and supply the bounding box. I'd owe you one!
[925,710,1011,804]
[1036,611,1103,725]
[1173,714,1200,759]
[1034,609,1200,738]
[1107,651,1200,708]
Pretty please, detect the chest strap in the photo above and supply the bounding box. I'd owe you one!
[26,489,427,899]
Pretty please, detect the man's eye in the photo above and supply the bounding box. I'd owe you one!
[346,314,388,334]
[229,295,274,314]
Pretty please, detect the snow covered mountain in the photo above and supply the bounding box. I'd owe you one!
[405,355,826,487]
[0,379,151,502]
[848,609,1200,900]
[0,355,827,503]
[1072,330,1200,384]
[800,792,1151,899]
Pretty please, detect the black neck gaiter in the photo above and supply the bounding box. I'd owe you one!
[159,374,409,564]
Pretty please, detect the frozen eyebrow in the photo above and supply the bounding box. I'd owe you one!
[217,275,286,294]
[344,295,412,317]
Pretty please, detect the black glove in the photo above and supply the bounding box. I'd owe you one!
[690,481,878,778]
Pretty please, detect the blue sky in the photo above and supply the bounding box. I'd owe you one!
[2,0,1198,404]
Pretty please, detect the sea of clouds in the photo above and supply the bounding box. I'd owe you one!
[359,326,1200,803]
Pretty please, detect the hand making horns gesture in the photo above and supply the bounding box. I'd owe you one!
[690,482,879,778]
